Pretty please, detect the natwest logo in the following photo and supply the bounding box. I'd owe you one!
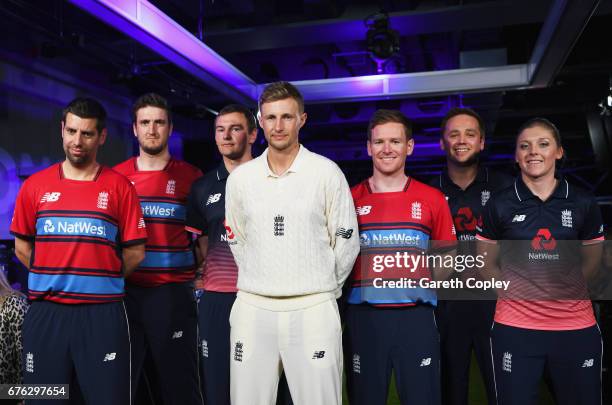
[142,204,176,217]
[42,219,107,237]
[454,207,477,232]
[531,228,556,251]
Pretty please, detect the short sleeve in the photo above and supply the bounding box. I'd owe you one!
[430,192,457,252]
[185,180,207,236]
[431,193,456,241]
[579,196,604,242]
[118,181,147,246]
[10,179,37,240]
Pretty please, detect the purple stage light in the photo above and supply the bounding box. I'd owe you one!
[68,0,257,105]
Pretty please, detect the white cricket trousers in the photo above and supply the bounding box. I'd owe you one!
[229,292,343,405]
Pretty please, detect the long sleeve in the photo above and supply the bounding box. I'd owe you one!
[325,166,360,288]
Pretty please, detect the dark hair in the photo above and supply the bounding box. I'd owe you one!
[61,97,107,133]
[258,81,304,113]
[217,104,257,134]
[132,93,172,124]
[440,107,485,137]
[367,109,413,140]
[517,117,562,147]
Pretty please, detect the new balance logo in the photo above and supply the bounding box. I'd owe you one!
[40,192,61,203]
[25,352,34,373]
[582,359,594,368]
[420,358,431,367]
[312,351,326,359]
[206,193,221,205]
[502,352,512,372]
[103,353,116,362]
[356,206,372,216]
[234,341,244,362]
[512,214,526,222]
[335,228,354,239]
[172,331,183,339]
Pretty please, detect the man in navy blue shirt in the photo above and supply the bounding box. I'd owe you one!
[432,107,513,405]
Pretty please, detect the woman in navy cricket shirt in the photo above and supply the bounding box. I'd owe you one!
[477,118,605,405]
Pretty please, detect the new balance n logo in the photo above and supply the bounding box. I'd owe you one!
[356,206,372,216]
[103,352,116,362]
[335,228,354,239]
[40,192,61,203]
[420,358,431,367]
[512,214,526,222]
[312,351,326,359]
[206,193,221,205]
[582,359,594,368]
[172,331,183,339]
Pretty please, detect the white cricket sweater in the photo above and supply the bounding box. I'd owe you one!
[225,145,360,297]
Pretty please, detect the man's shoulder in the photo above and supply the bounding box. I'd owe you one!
[169,159,203,179]
[191,169,220,192]
[102,166,135,189]
[25,164,60,185]
[350,179,369,200]
[229,156,262,180]
[112,158,135,175]
[410,178,447,201]
[302,148,340,172]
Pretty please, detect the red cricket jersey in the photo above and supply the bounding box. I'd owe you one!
[348,177,456,307]
[114,158,202,287]
[10,164,147,304]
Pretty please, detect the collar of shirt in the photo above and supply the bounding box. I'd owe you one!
[440,166,488,192]
[261,144,308,178]
[216,162,230,181]
[513,175,569,202]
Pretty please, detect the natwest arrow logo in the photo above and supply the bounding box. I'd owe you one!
[223,219,235,240]
[531,228,557,251]
[454,207,477,232]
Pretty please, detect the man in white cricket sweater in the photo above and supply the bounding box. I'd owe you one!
[225,81,360,405]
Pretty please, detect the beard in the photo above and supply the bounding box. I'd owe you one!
[65,149,92,167]
[140,141,166,156]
